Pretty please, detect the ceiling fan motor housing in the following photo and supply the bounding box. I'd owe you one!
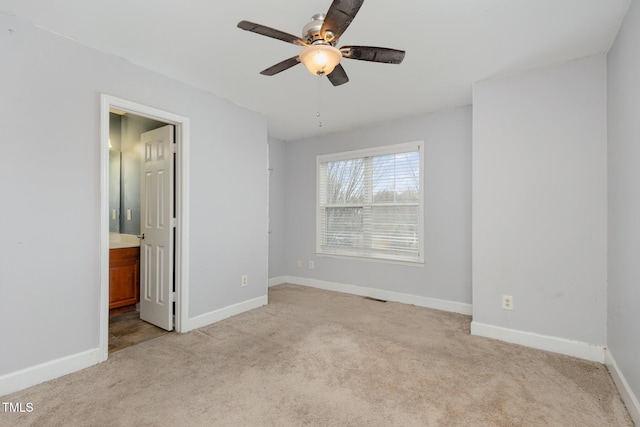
[303,14,336,45]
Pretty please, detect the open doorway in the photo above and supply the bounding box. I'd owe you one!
[100,95,190,361]
[108,112,170,352]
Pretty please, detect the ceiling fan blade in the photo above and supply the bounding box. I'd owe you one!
[321,0,365,41]
[260,56,301,76]
[327,63,349,86]
[238,21,307,46]
[340,46,405,64]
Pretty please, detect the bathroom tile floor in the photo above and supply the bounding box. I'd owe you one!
[108,311,170,353]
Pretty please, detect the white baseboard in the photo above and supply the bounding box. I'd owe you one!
[274,275,472,315]
[0,348,103,397]
[185,295,268,331]
[606,349,640,425]
[269,276,287,288]
[471,321,606,363]
[1,295,268,397]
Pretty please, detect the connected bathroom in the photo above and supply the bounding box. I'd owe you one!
[108,111,165,315]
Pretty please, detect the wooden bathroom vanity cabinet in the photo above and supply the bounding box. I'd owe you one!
[109,247,140,310]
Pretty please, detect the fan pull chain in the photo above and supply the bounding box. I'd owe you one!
[316,76,323,128]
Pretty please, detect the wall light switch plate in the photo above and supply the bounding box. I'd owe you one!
[308,261,314,269]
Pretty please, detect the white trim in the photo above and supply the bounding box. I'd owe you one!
[186,296,268,331]
[606,349,640,425]
[100,94,190,358]
[277,275,472,315]
[99,96,111,364]
[175,111,190,334]
[470,321,606,363]
[269,276,288,287]
[316,252,425,267]
[0,349,102,397]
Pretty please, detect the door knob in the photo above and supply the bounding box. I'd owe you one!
[137,234,145,240]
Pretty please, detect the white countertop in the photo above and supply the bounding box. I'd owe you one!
[109,233,141,249]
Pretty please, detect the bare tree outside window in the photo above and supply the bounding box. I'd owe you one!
[326,159,365,204]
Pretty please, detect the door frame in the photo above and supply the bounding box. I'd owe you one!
[99,94,190,360]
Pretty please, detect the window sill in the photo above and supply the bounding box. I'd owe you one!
[315,252,425,267]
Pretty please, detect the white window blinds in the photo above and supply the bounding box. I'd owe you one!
[317,141,423,263]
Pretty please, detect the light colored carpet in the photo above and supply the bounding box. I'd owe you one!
[1,284,632,426]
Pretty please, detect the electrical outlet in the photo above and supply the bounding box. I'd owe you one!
[241,275,248,287]
[297,260,302,268]
[308,261,314,269]
[502,295,513,310]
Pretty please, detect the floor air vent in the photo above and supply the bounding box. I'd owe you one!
[364,296,387,303]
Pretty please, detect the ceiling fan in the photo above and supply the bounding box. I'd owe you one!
[237,0,405,86]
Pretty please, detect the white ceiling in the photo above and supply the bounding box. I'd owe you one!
[0,0,631,141]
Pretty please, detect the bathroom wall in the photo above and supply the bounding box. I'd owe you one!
[108,113,165,235]
[119,114,165,235]
[109,113,122,232]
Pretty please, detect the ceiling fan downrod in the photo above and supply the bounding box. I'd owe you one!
[303,14,336,45]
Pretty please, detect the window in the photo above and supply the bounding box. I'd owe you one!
[317,141,424,263]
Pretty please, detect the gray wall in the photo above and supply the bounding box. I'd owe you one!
[0,12,268,375]
[607,0,640,408]
[472,55,608,345]
[268,136,287,278]
[281,107,472,304]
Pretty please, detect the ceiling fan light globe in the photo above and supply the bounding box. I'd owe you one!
[300,45,342,76]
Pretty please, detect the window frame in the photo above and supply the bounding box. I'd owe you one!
[316,141,425,265]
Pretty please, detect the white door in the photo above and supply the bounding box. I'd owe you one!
[140,125,174,331]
